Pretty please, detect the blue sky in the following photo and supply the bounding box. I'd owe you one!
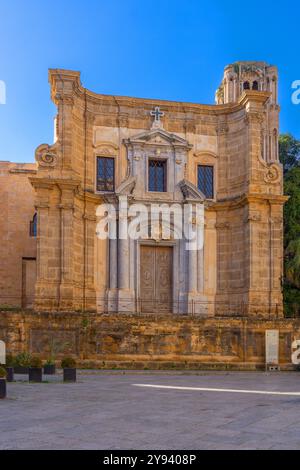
[0,0,299,163]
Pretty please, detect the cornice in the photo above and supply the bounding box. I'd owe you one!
[238,90,271,107]
[76,190,105,204]
[29,177,81,191]
[9,168,37,175]
[246,193,289,204]
[48,69,251,118]
[212,193,288,210]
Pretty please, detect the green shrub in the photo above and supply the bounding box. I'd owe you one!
[30,357,42,368]
[15,352,32,367]
[44,358,55,366]
[5,354,15,367]
[61,357,76,369]
[0,366,7,378]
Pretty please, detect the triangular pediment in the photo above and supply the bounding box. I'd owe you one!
[124,128,191,148]
[179,179,206,202]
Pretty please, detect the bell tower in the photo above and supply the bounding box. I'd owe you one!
[216,61,279,163]
[216,61,278,105]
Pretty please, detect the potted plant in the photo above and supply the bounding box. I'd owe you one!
[43,358,56,375]
[14,352,31,374]
[5,354,14,382]
[29,357,43,383]
[0,366,7,399]
[61,357,76,383]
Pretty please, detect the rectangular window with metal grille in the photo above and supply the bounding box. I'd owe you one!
[148,159,166,192]
[198,165,214,199]
[96,157,115,192]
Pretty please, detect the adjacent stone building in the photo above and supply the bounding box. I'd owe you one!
[1,61,287,318]
[0,162,37,308]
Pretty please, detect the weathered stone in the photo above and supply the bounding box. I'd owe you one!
[1,310,300,369]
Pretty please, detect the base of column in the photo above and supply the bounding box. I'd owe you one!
[58,283,74,311]
[118,289,135,314]
[187,292,210,316]
[107,289,118,313]
[34,281,59,312]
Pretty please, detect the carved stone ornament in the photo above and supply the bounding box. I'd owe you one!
[264,165,280,184]
[124,128,192,150]
[244,113,264,126]
[216,122,229,135]
[54,93,74,106]
[35,144,58,168]
[94,143,118,157]
[215,222,230,230]
[115,175,136,196]
[179,179,206,202]
[247,212,261,222]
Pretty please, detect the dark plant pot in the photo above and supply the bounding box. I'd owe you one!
[29,367,42,383]
[44,364,56,375]
[63,368,76,383]
[0,379,6,399]
[5,367,14,382]
[14,366,29,374]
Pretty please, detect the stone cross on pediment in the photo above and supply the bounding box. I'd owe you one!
[150,106,164,129]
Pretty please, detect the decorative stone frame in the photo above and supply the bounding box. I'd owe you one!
[193,151,218,201]
[135,239,178,313]
[147,156,168,193]
[93,142,118,195]
[123,127,193,199]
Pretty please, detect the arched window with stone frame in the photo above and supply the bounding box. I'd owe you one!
[29,213,37,238]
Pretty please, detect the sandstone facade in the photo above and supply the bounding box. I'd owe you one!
[28,61,286,317]
[0,62,292,368]
[0,61,287,320]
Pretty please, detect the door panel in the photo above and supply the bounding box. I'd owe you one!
[140,246,172,313]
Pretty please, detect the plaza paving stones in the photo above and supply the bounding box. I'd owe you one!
[1,371,300,450]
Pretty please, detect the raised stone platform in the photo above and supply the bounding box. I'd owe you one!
[0,310,299,370]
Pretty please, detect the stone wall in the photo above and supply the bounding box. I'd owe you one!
[1,310,299,370]
[0,162,37,308]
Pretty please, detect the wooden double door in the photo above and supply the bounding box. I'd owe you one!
[140,245,173,313]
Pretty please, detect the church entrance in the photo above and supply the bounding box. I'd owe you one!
[140,245,173,313]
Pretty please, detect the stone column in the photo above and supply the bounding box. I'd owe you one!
[188,246,198,293]
[187,205,198,313]
[269,202,285,317]
[203,213,217,317]
[216,122,229,200]
[118,237,130,290]
[58,184,75,311]
[109,239,118,289]
[30,181,56,311]
[117,214,132,313]
[107,238,118,313]
[82,206,97,312]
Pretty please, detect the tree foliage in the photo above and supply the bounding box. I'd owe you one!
[279,134,300,315]
[279,133,300,174]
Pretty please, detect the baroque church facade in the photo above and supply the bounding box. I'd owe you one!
[0,62,286,318]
